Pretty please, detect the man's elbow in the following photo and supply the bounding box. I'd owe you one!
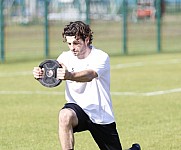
[87,71,98,82]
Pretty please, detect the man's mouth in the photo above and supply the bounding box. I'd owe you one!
[72,50,78,55]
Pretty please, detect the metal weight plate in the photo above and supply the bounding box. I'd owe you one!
[38,60,62,88]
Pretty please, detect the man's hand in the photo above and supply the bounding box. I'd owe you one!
[57,63,72,80]
[33,67,44,79]
[57,63,98,82]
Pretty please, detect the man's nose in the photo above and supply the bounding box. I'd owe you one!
[70,44,75,51]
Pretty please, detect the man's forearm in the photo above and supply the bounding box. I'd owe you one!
[68,70,98,82]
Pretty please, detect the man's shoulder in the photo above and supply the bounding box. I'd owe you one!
[91,46,109,58]
[57,50,73,63]
[61,50,72,55]
[59,50,73,58]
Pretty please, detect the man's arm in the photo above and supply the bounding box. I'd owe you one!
[57,63,98,82]
[68,70,98,82]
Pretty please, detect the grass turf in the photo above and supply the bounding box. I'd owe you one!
[0,53,181,149]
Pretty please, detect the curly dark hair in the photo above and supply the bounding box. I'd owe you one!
[62,21,93,45]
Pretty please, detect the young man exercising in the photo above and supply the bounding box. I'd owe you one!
[33,21,141,150]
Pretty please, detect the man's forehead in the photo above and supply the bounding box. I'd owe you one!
[66,36,77,43]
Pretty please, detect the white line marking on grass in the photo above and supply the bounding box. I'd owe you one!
[0,88,181,96]
[0,90,64,95]
[112,88,181,96]
[112,62,144,69]
[144,88,181,96]
[0,71,32,77]
[111,58,181,69]
[0,59,181,77]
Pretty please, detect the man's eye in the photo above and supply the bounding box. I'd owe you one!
[73,42,79,45]
[68,43,71,45]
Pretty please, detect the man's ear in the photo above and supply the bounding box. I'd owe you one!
[85,37,90,45]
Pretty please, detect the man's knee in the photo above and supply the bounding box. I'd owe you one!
[59,108,78,127]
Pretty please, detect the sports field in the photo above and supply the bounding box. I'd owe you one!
[0,52,181,150]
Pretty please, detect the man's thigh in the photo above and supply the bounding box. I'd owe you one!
[62,103,90,132]
[88,122,122,150]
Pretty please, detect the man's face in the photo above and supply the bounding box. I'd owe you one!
[66,36,87,57]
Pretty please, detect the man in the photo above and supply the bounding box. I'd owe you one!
[33,21,140,150]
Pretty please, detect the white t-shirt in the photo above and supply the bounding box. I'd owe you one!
[57,46,115,124]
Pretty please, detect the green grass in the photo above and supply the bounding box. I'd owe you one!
[0,53,181,150]
[1,11,181,150]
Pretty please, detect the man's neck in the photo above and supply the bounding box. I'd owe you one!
[77,46,91,59]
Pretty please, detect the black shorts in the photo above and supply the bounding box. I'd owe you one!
[62,103,122,150]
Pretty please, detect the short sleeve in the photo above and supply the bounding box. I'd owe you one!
[88,50,110,78]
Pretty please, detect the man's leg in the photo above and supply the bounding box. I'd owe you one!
[58,108,78,150]
[89,122,122,150]
[128,143,141,150]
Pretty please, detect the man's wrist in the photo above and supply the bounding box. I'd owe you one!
[67,71,73,80]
